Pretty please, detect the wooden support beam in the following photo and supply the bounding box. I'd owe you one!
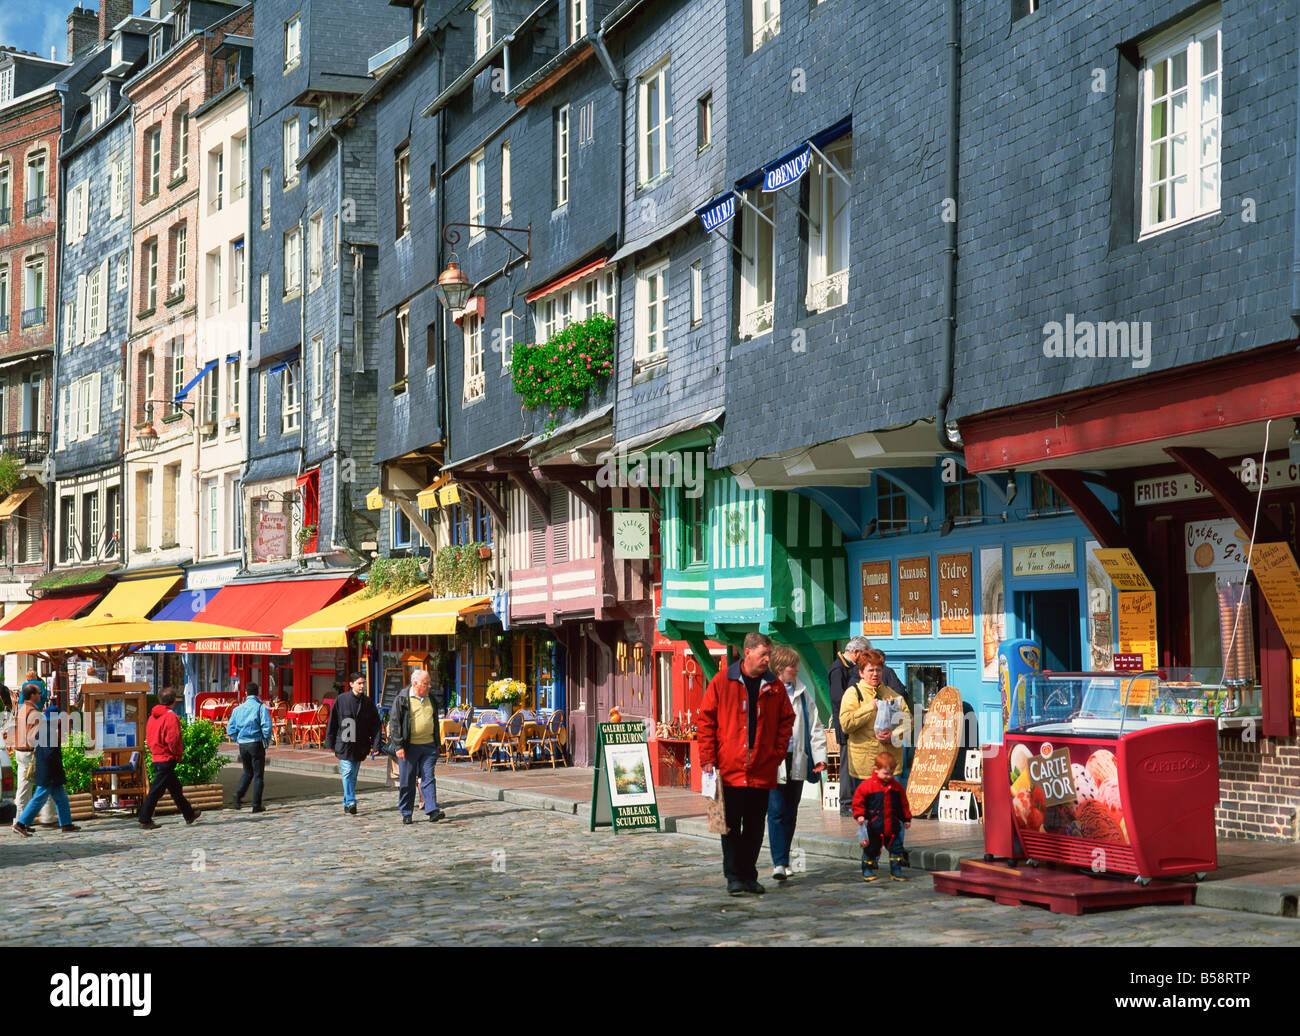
[508,467,550,520]
[1164,447,1284,541]
[456,481,506,530]
[532,465,601,514]
[1040,469,1127,548]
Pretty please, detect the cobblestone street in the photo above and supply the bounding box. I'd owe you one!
[3,770,1299,946]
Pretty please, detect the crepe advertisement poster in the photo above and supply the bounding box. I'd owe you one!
[590,722,660,834]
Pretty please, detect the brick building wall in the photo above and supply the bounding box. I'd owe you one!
[1217,735,1300,842]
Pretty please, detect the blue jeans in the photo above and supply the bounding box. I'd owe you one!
[339,759,359,807]
[397,742,439,818]
[17,785,71,827]
[766,780,806,868]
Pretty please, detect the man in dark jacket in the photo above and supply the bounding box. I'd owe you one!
[698,632,795,896]
[326,672,382,815]
[387,670,444,824]
[139,688,200,830]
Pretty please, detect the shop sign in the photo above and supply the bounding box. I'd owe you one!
[1116,591,1158,668]
[1292,658,1300,719]
[590,722,660,834]
[1093,548,1153,591]
[1085,541,1116,671]
[1011,541,1075,576]
[1185,518,1251,574]
[860,560,892,636]
[254,509,289,561]
[1250,543,1300,657]
[906,686,964,817]
[937,552,974,635]
[897,556,932,636]
[612,511,651,559]
[1135,461,1300,507]
[1026,744,1075,808]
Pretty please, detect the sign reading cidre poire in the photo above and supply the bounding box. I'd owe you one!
[937,552,974,635]
[898,557,932,636]
[861,561,892,637]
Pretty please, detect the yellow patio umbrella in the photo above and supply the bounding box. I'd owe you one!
[0,613,261,670]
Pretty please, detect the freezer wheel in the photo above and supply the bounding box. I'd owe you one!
[1194,872,1208,882]
[1134,876,1151,887]
[1025,858,1039,868]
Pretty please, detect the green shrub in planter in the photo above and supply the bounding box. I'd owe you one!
[143,718,225,786]
[61,732,103,794]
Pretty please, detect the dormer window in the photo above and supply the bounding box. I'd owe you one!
[473,1,493,59]
[91,88,110,130]
[150,30,164,63]
[0,68,13,105]
[413,1,426,36]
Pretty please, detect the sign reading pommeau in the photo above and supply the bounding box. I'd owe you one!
[697,193,735,232]
[597,447,704,498]
[762,145,812,192]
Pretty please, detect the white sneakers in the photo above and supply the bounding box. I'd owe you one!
[772,865,790,881]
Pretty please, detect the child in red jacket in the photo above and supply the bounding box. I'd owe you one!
[852,751,912,882]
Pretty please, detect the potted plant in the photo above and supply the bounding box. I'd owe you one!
[141,718,226,815]
[477,543,493,560]
[61,732,102,821]
[485,678,527,712]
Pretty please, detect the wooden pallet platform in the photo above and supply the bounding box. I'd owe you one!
[932,857,1195,915]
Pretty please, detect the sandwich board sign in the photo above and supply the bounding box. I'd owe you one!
[590,721,660,833]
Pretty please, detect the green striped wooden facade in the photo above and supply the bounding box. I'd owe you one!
[657,468,849,718]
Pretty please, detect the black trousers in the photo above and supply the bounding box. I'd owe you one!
[139,761,195,824]
[236,741,266,808]
[720,785,770,883]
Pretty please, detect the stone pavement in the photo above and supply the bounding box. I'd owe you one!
[229,744,1300,919]
[3,765,1299,946]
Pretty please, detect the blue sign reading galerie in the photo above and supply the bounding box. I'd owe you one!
[697,192,736,232]
[762,144,812,192]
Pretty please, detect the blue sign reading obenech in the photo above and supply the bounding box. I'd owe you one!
[762,145,812,192]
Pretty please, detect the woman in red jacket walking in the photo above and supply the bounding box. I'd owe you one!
[697,632,794,896]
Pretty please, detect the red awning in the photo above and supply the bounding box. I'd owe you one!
[178,577,350,654]
[524,257,607,304]
[0,592,101,632]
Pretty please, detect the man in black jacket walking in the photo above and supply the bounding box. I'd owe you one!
[325,672,382,815]
[387,670,444,824]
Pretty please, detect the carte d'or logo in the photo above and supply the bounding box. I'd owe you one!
[1140,752,1210,780]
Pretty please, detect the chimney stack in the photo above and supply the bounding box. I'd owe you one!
[66,5,98,61]
[98,0,134,42]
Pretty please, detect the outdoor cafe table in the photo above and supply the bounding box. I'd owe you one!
[287,704,320,746]
[465,717,547,759]
[198,701,233,725]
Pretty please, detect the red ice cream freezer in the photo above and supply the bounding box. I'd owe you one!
[983,672,1220,881]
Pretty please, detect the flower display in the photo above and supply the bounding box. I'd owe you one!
[510,313,615,434]
[485,678,528,707]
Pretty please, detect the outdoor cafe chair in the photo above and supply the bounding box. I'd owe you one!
[304,703,330,749]
[442,718,469,762]
[526,709,565,768]
[267,701,288,747]
[484,711,525,771]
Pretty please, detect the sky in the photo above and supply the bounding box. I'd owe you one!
[0,1,146,64]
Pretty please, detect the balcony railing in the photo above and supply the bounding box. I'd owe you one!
[24,197,46,219]
[738,301,774,339]
[806,270,849,313]
[0,430,50,464]
[21,307,46,329]
[368,35,410,75]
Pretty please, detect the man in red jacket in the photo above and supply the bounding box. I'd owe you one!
[698,632,794,895]
[139,688,200,830]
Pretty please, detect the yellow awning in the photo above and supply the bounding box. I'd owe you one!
[389,596,490,637]
[282,584,431,649]
[366,487,384,510]
[0,488,36,519]
[90,575,181,619]
[415,473,452,510]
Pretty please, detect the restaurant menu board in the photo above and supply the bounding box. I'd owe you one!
[1250,543,1300,657]
[1116,592,1158,668]
[898,557,932,636]
[937,553,974,635]
[906,686,964,818]
[861,561,893,636]
[590,722,660,834]
[1093,548,1153,591]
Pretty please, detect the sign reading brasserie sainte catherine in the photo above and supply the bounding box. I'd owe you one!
[1011,541,1075,576]
[590,722,660,835]
[861,561,892,637]
[937,552,974,635]
[898,556,932,636]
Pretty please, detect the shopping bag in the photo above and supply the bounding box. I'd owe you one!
[704,772,730,835]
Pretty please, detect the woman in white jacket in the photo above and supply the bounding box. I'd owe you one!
[767,645,828,881]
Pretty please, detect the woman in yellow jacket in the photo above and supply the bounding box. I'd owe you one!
[838,649,912,787]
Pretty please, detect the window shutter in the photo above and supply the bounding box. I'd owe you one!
[75,274,87,344]
[79,184,90,240]
[97,259,109,334]
[529,498,546,567]
[59,386,68,448]
[550,487,569,563]
[88,372,101,436]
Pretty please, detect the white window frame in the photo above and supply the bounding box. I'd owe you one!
[283,117,300,189]
[500,311,514,374]
[258,369,268,438]
[474,1,493,59]
[395,304,409,391]
[751,0,780,51]
[1138,9,1222,237]
[281,361,301,433]
[555,105,570,208]
[463,312,484,401]
[311,334,324,417]
[469,148,486,236]
[637,59,672,187]
[690,260,703,326]
[284,15,301,71]
[806,135,852,312]
[739,189,775,338]
[284,225,302,296]
[500,139,512,221]
[260,168,271,225]
[259,272,269,329]
[308,211,323,290]
[205,478,219,555]
[147,128,160,196]
[395,145,411,238]
[635,259,669,365]
[232,239,245,306]
[570,0,587,41]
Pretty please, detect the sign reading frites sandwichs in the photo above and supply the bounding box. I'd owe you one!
[1093,548,1153,591]
[1134,461,1300,506]
[612,512,651,559]
[1012,542,1075,576]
